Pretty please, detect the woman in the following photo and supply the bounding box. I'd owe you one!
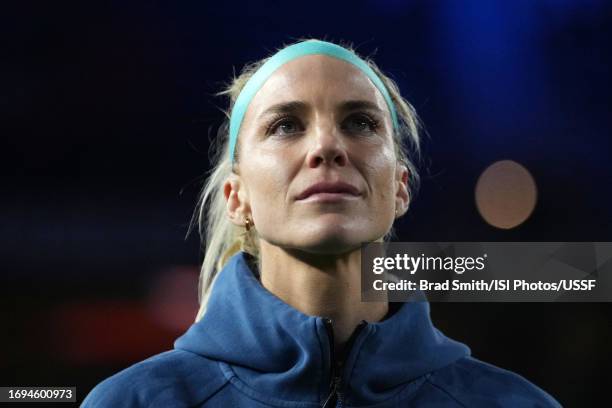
[82,39,560,407]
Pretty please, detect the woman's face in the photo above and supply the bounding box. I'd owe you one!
[226,55,409,254]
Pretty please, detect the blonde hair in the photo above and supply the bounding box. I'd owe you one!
[189,38,422,322]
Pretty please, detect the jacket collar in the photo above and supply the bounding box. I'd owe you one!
[175,252,470,406]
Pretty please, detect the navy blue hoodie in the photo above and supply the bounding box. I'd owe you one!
[82,252,561,407]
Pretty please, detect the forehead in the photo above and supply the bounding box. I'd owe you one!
[247,54,387,113]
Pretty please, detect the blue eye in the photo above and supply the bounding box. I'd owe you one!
[342,114,380,134]
[268,117,303,136]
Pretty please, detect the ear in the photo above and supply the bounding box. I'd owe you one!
[223,173,252,227]
[395,164,410,218]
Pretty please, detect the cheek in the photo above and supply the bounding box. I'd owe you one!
[375,172,397,211]
[362,150,397,207]
[242,157,292,216]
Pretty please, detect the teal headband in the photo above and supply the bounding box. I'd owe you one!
[228,39,399,162]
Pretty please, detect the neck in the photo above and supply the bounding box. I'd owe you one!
[258,241,388,354]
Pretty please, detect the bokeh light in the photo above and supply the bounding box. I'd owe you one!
[475,160,538,229]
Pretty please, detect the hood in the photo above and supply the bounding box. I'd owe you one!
[174,252,470,406]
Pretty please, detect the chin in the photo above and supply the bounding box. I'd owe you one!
[263,218,391,255]
[287,227,375,255]
[295,238,360,255]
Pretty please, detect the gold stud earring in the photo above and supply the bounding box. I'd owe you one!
[245,216,252,231]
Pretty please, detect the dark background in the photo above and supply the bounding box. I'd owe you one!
[3,1,612,406]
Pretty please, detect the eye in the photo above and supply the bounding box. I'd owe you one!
[267,116,304,136]
[342,113,380,134]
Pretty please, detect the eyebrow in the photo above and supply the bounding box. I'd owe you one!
[259,101,308,119]
[258,99,384,120]
[339,100,384,113]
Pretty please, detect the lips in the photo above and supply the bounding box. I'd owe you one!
[296,181,361,200]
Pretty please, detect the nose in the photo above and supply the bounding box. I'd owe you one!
[305,121,348,168]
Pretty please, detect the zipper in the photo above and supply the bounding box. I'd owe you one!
[321,318,368,408]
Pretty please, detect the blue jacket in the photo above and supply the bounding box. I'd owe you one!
[82,252,561,407]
